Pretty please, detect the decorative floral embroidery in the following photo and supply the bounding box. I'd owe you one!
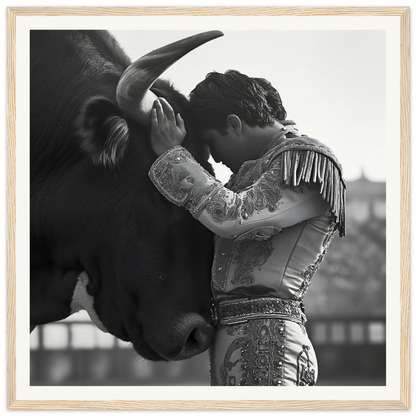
[231,240,274,287]
[229,148,282,193]
[187,184,222,218]
[205,189,241,224]
[240,168,283,219]
[292,221,336,300]
[220,334,252,386]
[234,226,281,242]
[227,135,346,237]
[295,263,319,300]
[296,345,316,386]
[212,238,235,292]
[220,319,286,386]
[148,146,220,210]
[203,159,284,224]
[212,227,280,292]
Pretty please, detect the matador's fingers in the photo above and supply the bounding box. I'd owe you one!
[153,99,164,123]
[176,113,186,132]
[159,97,176,122]
[150,108,158,133]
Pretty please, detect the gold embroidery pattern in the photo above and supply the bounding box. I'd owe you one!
[220,319,286,386]
[292,222,336,300]
[212,227,281,292]
[234,226,282,242]
[187,184,221,218]
[240,168,283,220]
[210,159,284,290]
[231,240,274,287]
[296,345,316,386]
[212,238,235,292]
[149,146,219,211]
[202,161,284,224]
[205,189,241,224]
[217,297,307,326]
[228,136,346,237]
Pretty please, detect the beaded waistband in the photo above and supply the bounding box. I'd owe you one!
[215,297,307,327]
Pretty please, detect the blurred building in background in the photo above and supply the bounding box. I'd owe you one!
[30,173,386,386]
[305,172,386,385]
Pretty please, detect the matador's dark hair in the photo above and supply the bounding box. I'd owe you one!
[188,70,287,135]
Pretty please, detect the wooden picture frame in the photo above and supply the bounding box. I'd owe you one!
[7,7,409,410]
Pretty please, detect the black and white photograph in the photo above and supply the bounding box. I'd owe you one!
[29,27,387,387]
[6,5,409,410]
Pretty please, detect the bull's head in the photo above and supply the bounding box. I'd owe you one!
[74,31,223,361]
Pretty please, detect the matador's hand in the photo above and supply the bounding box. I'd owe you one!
[150,97,187,157]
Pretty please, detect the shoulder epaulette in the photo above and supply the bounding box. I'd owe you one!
[276,136,346,237]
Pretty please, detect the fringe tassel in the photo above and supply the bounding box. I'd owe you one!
[282,149,346,237]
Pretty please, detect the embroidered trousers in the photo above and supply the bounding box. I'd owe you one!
[210,318,317,386]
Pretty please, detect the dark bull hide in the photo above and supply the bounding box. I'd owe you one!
[30,30,223,361]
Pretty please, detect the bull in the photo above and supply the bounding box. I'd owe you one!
[30,30,222,361]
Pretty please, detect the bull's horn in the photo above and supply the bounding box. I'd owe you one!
[116,30,224,125]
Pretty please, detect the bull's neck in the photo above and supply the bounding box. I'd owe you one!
[31,267,80,328]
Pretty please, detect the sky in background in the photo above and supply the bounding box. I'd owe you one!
[110,29,386,184]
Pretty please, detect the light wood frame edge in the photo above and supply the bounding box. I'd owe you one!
[6,6,410,410]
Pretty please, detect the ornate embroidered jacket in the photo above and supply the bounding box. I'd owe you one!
[149,133,346,386]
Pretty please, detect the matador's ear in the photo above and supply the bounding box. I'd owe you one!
[226,114,243,136]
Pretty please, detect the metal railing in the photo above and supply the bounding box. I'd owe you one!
[30,315,386,386]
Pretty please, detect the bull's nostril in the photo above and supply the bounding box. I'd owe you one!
[148,314,214,361]
[187,329,200,349]
[185,325,213,354]
[190,328,204,345]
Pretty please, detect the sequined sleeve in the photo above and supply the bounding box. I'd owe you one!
[149,146,329,239]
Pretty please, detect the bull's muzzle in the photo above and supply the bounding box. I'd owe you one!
[116,30,224,125]
[138,312,214,361]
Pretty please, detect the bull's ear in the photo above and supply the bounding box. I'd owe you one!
[77,96,130,170]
